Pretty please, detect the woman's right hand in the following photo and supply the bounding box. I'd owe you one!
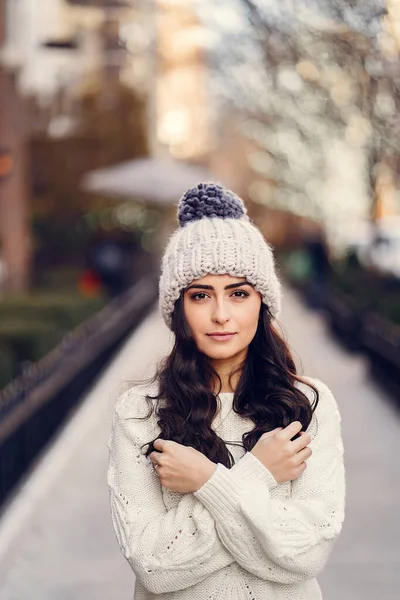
[250,421,312,484]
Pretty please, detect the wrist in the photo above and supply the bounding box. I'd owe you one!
[195,461,217,491]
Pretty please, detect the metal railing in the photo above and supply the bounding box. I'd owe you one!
[0,273,158,509]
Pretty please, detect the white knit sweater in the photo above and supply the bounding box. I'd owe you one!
[107,377,346,600]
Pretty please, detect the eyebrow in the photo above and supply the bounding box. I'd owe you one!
[185,281,254,292]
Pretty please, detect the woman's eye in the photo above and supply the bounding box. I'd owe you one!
[190,291,249,300]
[232,290,249,298]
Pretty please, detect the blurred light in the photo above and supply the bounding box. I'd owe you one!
[305,179,321,201]
[140,209,161,233]
[136,210,150,231]
[330,78,355,107]
[260,132,279,154]
[276,129,301,154]
[296,60,319,82]
[169,27,212,57]
[320,64,343,88]
[158,0,187,6]
[0,45,22,71]
[374,92,396,117]
[120,20,154,54]
[114,203,142,227]
[47,115,77,138]
[296,92,324,115]
[248,181,275,206]
[157,109,190,145]
[364,56,385,77]
[277,66,303,93]
[197,4,245,33]
[378,31,399,59]
[345,112,373,147]
[248,151,275,177]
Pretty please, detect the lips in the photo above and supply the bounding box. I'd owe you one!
[206,333,237,342]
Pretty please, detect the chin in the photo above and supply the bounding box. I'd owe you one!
[201,343,243,361]
[205,351,236,360]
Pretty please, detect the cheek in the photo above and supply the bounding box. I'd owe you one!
[236,299,260,333]
[184,302,207,335]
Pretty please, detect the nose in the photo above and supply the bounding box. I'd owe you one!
[211,299,230,325]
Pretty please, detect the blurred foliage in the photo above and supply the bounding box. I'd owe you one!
[30,82,149,219]
[0,343,14,390]
[36,265,86,292]
[280,245,400,325]
[280,248,314,284]
[0,293,105,329]
[329,255,400,324]
[196,0,400,229]
[31,209,147,282]
[32,216,92,270]
[0,293,106,389]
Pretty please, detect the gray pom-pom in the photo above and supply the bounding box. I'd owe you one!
[178,182,247,226]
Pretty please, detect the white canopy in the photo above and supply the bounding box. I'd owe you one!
[81,156,225,206]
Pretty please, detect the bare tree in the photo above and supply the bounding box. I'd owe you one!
[195,0,399,236]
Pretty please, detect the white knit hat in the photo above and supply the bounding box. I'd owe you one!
[159,182,282,329]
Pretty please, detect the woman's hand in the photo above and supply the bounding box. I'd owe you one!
[149,439,217,493]
[250,421,312,484]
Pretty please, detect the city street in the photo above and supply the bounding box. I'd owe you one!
[0,284,399,600]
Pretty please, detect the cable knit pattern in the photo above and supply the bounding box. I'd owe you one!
[159,182,283,329]
[107,377,346,600]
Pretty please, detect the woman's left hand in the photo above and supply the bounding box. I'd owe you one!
[149,439,217,493]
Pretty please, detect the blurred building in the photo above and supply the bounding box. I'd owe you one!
[154,0,212,164]
[0,0,31,292]
[0,0,153,291]
[3,0,149,133]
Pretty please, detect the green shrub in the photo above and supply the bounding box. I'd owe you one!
[0,294,105,331]
[0,342,15,389]
[377,297,400,326]
[0,292,107,389]
[330,259,399,326]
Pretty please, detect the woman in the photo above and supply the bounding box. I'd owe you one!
[107,182,346,600]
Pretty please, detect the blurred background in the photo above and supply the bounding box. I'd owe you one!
[0,1,399,599]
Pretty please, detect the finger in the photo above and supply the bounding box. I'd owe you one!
[293,445,312,465]
[153,438,168,451]
[149,450,163,464]
[261,427,283,439]
[291,431,311,452]
[279,421,303,440]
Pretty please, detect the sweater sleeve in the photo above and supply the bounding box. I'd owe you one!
[107,397,235,595]
[193,378,346,583]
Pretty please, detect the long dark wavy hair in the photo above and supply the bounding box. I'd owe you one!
[134,291,319,469]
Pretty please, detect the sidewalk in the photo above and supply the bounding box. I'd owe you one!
[0,285,399,600]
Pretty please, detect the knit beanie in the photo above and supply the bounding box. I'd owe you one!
[159,182,282,330]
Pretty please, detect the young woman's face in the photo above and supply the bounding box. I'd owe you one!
[183,273,262,362]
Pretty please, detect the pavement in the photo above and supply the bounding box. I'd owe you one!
[0,284,399,600]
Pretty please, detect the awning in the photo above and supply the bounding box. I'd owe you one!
[81,156,226,206]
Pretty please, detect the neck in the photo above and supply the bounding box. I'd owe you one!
[208,348,247,394]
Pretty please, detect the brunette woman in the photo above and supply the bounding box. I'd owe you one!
[107,182,346,600]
